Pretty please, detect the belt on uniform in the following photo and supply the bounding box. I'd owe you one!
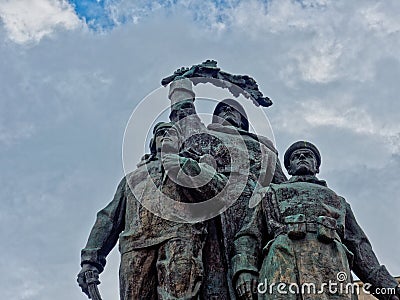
[274,222,341,243]
[274,222,317,237]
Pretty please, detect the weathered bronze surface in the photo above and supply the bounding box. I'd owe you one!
[232,141,400,300]
[161,60,273,107]
[78,62,398,300]
[78,123,208,299]
[163,77,285,299]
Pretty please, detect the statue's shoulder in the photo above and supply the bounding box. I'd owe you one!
[252,134,277,154]
[125,160,156,187]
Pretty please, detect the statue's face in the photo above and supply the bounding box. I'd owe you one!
[216,104,242,128]
[154,129,167,152]
[155,127,178,153]
[171,100,196,122]
[288,148,319,176]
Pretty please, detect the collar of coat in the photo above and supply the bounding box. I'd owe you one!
[287,175,327,187]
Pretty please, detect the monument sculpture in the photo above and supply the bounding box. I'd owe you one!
[78,61,398,300]
[232,141,400,300]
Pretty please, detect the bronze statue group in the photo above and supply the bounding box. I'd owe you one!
[77,73,399,300]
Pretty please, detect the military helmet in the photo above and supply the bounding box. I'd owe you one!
[212,98,249,131]
[284,141,321,170]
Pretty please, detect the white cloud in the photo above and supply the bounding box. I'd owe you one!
[304,101,400,151]
[215,0,400,84]
[0,0,81,43]
[360,2,400,36]
[275,97,400,157]
[302,99,376,134]
[294,35,344,83]
[300,0,330,7]
[105,0,233,33]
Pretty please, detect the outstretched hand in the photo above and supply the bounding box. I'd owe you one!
[235,272,258,300]
[77,264,100,298]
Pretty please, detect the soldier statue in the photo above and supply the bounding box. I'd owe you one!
[77,122,225,300]
[163,78,286,299]
[232,141,400,300]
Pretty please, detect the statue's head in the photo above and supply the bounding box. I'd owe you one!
[284,141,321,176]
[169,99,196,123]
[212,98,249,131]
[150,122,174,155]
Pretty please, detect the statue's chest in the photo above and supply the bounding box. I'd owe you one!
[274,182,343,220]
[183,132,264,171]
[208,131,265,175]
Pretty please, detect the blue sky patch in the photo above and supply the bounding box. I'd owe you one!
[68,0,117,30]
[67,0,266,31]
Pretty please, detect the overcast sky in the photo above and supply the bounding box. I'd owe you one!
[0,0,399,299]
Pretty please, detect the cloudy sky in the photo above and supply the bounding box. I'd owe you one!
[0,0,399,299]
